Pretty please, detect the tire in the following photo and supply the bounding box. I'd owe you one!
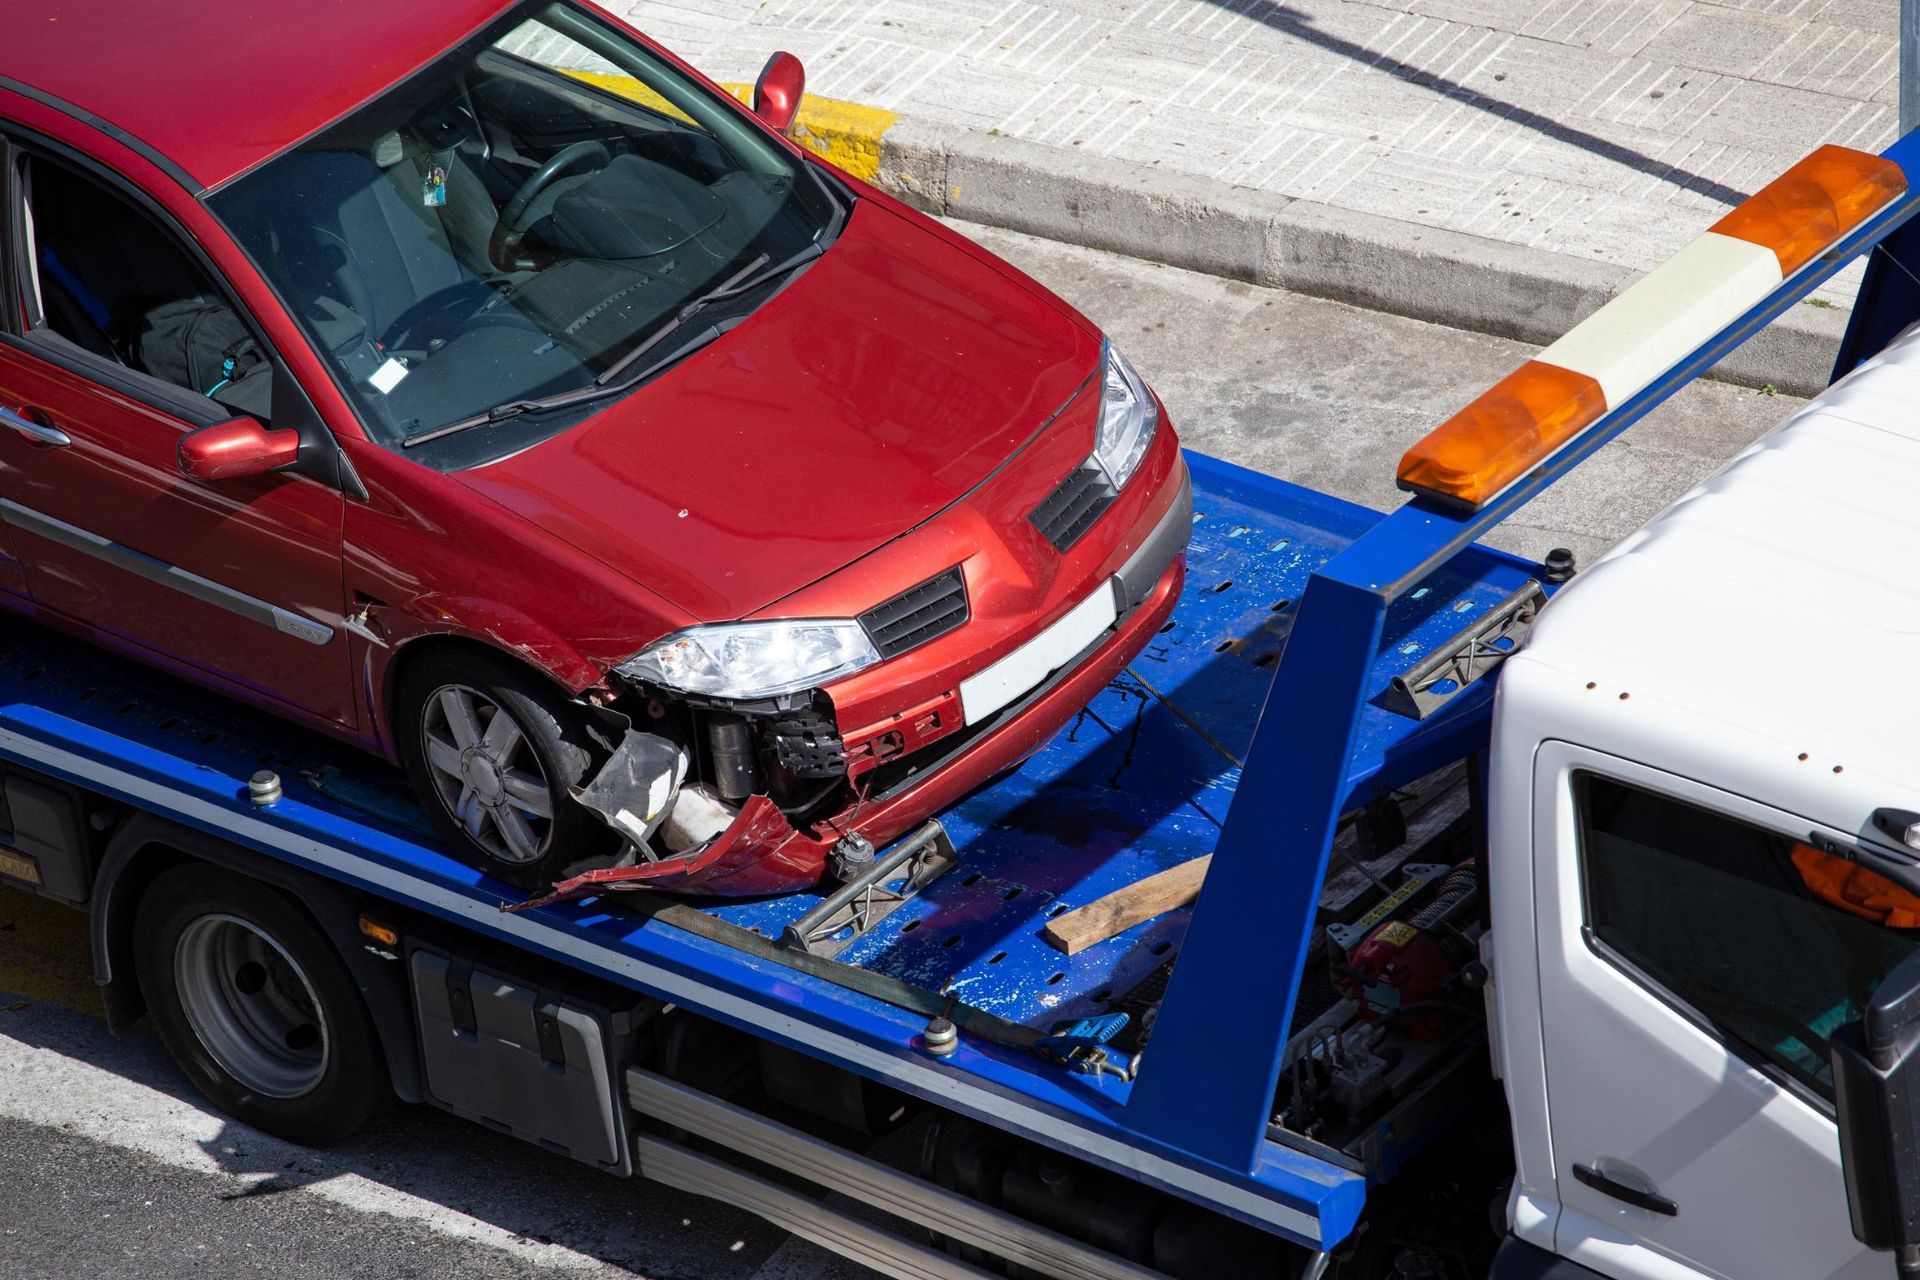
[396,646,617,890]
[134,863,386,1147]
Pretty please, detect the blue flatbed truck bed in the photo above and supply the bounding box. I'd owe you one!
[13,130,1920,1280]
[0,448,1539,1267]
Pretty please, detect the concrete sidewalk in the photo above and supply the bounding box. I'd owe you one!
[617,0,1906,394]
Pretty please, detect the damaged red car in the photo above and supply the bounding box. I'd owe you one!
[0,0,1190,894]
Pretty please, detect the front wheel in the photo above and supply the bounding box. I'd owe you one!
[396,648,617,890]
[134,864,387,1146]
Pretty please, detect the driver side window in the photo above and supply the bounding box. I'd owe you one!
[13,152,271,418]
[1579,772,1920,1101]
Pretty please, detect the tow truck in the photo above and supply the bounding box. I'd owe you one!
[13,122,1920,1280]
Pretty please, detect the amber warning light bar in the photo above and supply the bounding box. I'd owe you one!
[1396,145,1908,511]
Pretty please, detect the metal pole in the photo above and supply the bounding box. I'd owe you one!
[1905,0,1920,138]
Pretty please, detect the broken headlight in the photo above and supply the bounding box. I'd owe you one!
[1092,340,1159,490]
[617,620,880,701]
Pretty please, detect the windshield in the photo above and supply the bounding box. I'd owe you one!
[209,1,842,459]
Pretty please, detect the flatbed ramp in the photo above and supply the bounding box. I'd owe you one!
[698,454,1532,1032]
[0,450,1538,1247]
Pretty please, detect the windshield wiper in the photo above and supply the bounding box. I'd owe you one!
[594,241,825,388]
[403,243,827,450]
[402,383,615,448]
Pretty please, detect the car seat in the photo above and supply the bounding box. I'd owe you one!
[220,144,498,359]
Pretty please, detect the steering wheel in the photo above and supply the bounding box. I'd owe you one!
[488,140,613,270]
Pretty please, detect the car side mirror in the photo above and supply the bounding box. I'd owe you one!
[177,417,301,482]
[752,51,805,136]
[1832,948,1920,1279]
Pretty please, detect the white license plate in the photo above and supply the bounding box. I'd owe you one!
[959,581,1119,724]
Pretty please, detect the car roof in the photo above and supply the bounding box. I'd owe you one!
[1519,317,1920,793]
[2,0,519,191]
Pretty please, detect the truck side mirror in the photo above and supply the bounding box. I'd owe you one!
[1832,949,1920,1279]
[752,51,805,136]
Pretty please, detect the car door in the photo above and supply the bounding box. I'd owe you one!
[1531,740,1913,1280]
[0,141,354,730]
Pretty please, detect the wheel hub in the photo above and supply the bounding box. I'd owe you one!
[173,914,329,1100]
[462,749,506,805]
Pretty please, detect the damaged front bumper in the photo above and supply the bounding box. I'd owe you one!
[513,794,817,911]
[517,467,1193,910]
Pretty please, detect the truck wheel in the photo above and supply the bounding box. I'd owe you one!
[134,864,386,1147]
[396,648,617,891]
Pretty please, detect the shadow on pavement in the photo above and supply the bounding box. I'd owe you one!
[1213,0,1751,208]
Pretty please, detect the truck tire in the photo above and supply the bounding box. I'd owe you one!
[134,863,387,1147]
[396,647,617,891]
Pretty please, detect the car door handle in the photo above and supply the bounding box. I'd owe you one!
[1572,1162,1678,1216]
[0,407,70,448]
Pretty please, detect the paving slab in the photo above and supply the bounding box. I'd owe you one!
[618,0,1907,393]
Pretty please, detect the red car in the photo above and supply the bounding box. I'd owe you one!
[0,0,1189,895]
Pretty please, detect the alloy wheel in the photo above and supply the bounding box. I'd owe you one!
[420,683,556,865]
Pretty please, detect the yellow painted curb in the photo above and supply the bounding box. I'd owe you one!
[567,71,899,183]
[769,92,900,184]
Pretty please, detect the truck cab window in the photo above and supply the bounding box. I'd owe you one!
[14,154,270,417]
[1579,773,1920,1100]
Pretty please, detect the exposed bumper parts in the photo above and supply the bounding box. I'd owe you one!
[513,463,1194,909]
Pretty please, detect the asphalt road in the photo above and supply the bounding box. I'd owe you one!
[0,219,1806,1279]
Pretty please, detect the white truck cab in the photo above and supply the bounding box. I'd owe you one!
[1491,322,1920,1280]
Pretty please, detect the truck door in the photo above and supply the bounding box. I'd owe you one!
[1530,742,1919,1280]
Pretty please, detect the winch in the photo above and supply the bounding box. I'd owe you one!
[1334,860,1478,1038]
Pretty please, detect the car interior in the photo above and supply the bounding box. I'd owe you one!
[13,154,273,418]
[208,14,837,454]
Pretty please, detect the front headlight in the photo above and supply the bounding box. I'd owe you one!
[1093,340,1159,490]
[617,620,880,700]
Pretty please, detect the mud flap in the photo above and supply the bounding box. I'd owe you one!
[572,731,687,848]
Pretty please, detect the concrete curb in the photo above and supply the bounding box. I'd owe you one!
[873,118,1847,399]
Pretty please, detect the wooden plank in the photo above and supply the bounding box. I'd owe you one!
[1041,855,1211,955]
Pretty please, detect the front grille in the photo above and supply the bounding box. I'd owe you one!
[860,567,970,659]
[1030,460,1117,551]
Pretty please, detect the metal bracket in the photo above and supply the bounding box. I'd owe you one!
[1034,1013,1137,1082]
[1382,579,1546,720]
[781,820,957,956]
[1324,861,1450,952]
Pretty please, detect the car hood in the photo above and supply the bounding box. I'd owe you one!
[453,201,1100,622]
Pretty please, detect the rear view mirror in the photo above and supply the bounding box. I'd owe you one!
[752,51,805,136]
[1832,949,1920,1278]
[176,417,301,482]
